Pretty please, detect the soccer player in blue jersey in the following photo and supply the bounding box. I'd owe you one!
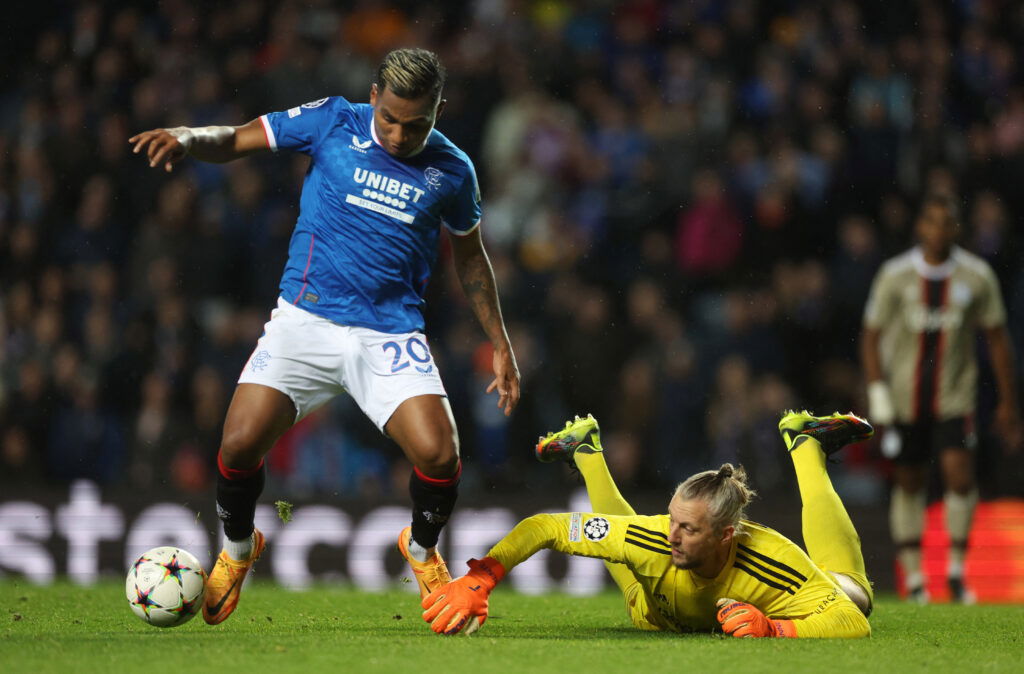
[130,48,520,624]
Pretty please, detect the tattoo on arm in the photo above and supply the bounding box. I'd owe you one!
[457,248,507,346]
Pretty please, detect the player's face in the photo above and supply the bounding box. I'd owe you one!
[370,83,444,158]
[915,203,958,259]
[667,496,729,573]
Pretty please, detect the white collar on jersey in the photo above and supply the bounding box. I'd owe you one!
[910,245,963,280]
[370,117,430,158]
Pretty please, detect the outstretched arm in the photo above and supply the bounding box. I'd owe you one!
[449,227,520,415]
[129,119,270,172]
[486,512,637,570]
[422,512,639,635]
[716,597,870,638]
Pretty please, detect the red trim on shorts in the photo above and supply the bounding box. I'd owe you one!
[292,233,315,304]
[218,451,265,480]
[930,278,950,416]
[414,461,462,487]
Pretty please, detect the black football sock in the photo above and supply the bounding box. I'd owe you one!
[409,462,461,550]
[216,451,266,542]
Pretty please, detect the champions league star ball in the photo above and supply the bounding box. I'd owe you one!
[126,547,206,627]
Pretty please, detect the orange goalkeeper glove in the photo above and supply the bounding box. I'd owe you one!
[421,557,506,635]
[716,598,797,638]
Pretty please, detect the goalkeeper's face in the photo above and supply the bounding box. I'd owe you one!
[667,496,732,574]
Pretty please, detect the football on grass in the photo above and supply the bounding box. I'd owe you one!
[126,546,206,627]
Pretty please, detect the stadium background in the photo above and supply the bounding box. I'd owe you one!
[1,0,1023,600]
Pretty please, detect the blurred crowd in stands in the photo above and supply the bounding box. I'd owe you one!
[2,0,1024,503]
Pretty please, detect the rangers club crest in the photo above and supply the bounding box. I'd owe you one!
[424,166,443,190]
[250,350,271,372]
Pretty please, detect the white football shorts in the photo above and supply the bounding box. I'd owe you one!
[237,298,447,430]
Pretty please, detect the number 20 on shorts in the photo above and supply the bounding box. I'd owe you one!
[382,337,434,374]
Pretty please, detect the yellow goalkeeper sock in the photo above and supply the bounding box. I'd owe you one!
[790,435,872,603]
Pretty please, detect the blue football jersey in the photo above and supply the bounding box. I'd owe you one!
[259,96,482,333]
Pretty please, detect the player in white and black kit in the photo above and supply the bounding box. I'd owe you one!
[130,49,520,623]
[861,193,1020,603]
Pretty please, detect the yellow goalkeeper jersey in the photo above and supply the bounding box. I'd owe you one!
[487,512,870,638]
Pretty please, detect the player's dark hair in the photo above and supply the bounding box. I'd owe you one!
[375,48,446,102]
[921,191,960,225]
[674,463,756,534]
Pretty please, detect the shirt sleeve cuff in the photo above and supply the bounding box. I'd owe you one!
[444,218,481,236]
[259,114,278,152]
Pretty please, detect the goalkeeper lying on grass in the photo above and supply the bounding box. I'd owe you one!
[422,411,874,638]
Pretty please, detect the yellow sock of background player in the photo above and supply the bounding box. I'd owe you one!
[789,436,873,606]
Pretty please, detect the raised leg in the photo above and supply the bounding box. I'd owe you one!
[779,411,874,614]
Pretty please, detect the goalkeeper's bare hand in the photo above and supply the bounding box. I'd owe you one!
[716,598,796,638]
[422,557,505,636]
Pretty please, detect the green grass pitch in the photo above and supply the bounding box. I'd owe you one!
[2,582,1022,673]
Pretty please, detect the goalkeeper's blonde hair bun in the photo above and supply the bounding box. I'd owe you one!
[674,463,756,534]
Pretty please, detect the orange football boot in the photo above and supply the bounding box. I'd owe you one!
[398,526,452,600]
[203,529,266,625]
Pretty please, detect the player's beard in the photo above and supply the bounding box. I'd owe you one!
[671,549,700,570]
[671,537,720,571]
